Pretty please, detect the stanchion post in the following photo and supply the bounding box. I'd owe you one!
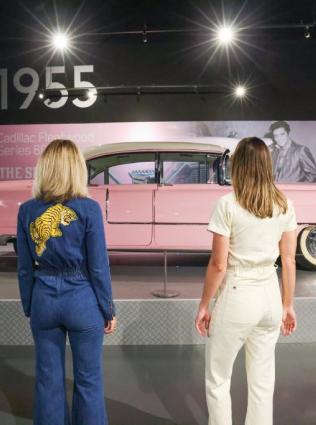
[152,250,180,298]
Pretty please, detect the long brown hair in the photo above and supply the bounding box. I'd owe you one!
[32,139,89,203]
[231,137,287,218]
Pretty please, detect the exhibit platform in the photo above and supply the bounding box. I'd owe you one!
[0,248,316,345]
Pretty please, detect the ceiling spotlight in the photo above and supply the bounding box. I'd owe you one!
[87,89,97,99]
[142,24,148,43]
[304,26,311,39]
[52,32,69,50]
[234,85,246,98]
[216,25,235,45]
[38,89,45,100]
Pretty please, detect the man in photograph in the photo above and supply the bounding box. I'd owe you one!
[269,121,316,182]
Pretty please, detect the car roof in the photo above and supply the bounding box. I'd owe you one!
[83,141,227,160]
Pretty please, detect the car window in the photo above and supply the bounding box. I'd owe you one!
[87,153,156,185]
[160,153,219,184]
[207,155,219,183]
[89,171,105,185]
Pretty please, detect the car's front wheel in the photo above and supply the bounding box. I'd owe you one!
[296,225,316,271]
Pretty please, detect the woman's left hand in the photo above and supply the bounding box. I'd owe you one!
[195,305,211,337]
[104,317,117,334]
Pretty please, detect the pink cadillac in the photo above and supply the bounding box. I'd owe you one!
[0,140,315,270]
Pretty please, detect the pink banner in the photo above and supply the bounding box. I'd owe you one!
[1,121,316,180]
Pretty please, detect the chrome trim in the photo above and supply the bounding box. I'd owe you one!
[106,221,208,225]
[106,221,313,226]
[107,221,155,225]
[108,248,212,253]
[154,222,208,225]
[105,188,109,220]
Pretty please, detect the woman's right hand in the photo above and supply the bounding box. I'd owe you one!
[281,306,297,336]
[195,305,211,337]
[104,317,117,334]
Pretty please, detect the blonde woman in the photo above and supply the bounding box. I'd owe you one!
[17,139,116,425]
[195,137,297,425]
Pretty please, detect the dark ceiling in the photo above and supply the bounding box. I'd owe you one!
[0,0,315,41]
[1,1,316,122]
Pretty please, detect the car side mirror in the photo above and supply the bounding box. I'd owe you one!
[217,149,231,186]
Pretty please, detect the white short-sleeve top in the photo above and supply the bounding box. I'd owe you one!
[207,192,297,268]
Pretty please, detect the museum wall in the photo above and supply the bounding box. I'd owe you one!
[1,1,316,124]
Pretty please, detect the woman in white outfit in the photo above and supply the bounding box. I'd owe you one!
[195,137,297,425]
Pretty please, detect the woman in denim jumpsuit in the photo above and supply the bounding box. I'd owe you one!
[196,137,297,425]
[17,139,116,425]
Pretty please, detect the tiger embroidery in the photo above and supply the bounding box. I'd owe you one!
[29,204,78,256]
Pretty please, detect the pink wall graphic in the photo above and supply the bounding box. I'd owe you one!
[0,121,316,180]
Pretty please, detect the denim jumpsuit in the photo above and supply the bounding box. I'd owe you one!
[17,196,115,425]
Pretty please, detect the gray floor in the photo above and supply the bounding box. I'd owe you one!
[0,344,315,425]
[1,249,315,425]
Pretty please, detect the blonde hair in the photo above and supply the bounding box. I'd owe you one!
[231,137,287,218]
[32,139,89,203]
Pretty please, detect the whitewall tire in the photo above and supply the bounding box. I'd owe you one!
[296,225,316,271]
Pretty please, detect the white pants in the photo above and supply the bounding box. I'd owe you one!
[205,265,283,425]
